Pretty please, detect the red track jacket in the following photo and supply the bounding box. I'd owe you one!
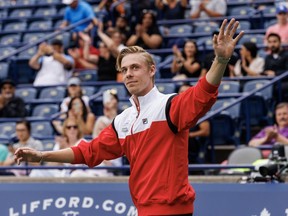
[71,76,218,215]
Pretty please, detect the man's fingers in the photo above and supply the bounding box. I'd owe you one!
[229,20,239,37]
[219,19,228,37]
[234,30,245,44]
[225,18,235,36]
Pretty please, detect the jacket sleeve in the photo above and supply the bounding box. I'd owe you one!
[71,124,123,168]
[168,76,218,132]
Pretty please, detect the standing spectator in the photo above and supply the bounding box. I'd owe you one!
[3,120,43,175]
[60,0,98,36]
[155,0,188,20]
[126,10,163,49]
[232,42,264,77]
[68,32,99,70]
[265,5,288,44]
[171,40,201,80]
[0,79,26,118]
[190,0,227,19]
[249,102,288,157]
[29,39,74,86]
[60,77,90,113]
[15,19,244,215]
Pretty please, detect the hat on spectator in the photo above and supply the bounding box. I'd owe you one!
[62,0,75,5]
[1,79,15,89]
[67,77,81,86]
[276,5,288,14]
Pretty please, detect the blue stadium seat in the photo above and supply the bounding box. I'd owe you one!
[82,86,96,97]
[22,33,46,44]
[243,80,272,101]
[0,34,21,46]
[49,32,71,49]
[0,122,16,139]
[9,58,34,84]
[156,83,176,94]
[169,24,193,35]
[0,62,9,80]
[0,47,16,60]
[196,36,213,50]
[239,34,265,45]
[14,0,35,6]
[41,138,55,151]
[34,7,57,18]
[15,87,37,101]
[77,70,98,82]
[32,104,59,118]
[38,87,66,100]
[238,21,251,31]
[260,6,277,16]
[97,85,128,100]
[211,98,240,120]
[228,6,256,16]
[18,47,37,59]
[28,20,53,31]
[53,19,63,29]
[9,9,32,19]
[31,121,54,138]
[3,22,27,32]
[37,0,60,4]
[194,24,219,34]
[218,81,240,94]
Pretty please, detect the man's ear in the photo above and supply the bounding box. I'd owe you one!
[150,64,156,77]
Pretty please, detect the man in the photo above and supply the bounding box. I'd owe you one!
[15,19,244,216]
[249,102,288,157]
[60,0,98,34]
[29,39,74,86]
[265,5,288,44]
[0,79,26,118]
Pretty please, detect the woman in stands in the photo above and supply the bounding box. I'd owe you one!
[232,42,264,77]
[126,9,163,49]
[171,39,202,80]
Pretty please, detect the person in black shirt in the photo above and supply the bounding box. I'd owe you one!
[0,79,26,118]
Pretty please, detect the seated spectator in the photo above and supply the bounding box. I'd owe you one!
[93,89,119,137]
[68,32,99,70]
[190,0,227,20]
[53,96,95,135]
[249,102,288,158]
[60,77,90,113]
[29,39,74,86]
[2,120,43,175]
[178,84,210,166]
[0,79,26,118]
[126,10,163,49]
[155,0,188,20]
[171,40,201,80]
[265,5,288,44]
[106,15,131,44]
[60,0,98,39]
[232,42,264,77]
[30,117,83,177]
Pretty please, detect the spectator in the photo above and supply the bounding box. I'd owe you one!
[60,0,98,36]
[178,83,210,165]
[232,42,264,77]
[249,102,288,157]
[60,77,90,113]
[171,40,201,80]
[53,96,95,135]
[263,33,288,77]
[126,9,163,49]
[29,39,74,86]
[265,5,288,44]
[0,79,26,118]
[68,32,99,70]
[190,0,227,19]
[155,0,188,20]
[30,117,84,177]
[106,15,131,44]
[3,120,43,176]
[93,89,119,137]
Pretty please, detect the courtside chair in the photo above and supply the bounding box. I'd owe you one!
[228,146,263,164]
[38,86,66,100]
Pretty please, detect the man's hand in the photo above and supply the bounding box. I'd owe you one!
[14,147,42,165]
[213,19,244,59]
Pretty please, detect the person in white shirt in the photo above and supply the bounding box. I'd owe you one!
[29,39,74,86]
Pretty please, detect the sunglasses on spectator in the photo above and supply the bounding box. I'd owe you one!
[66,125,78,130]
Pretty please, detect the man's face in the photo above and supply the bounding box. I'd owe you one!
[120,53,155,96]
[16,123,30,143]
[276,106,288,128]
[1,84,15,99]
[69,0,78,8]
[276,12,288,24]
[267,36,281,53]
[52,45,62,53]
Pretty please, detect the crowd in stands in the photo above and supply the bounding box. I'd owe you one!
[0,0,288,176]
